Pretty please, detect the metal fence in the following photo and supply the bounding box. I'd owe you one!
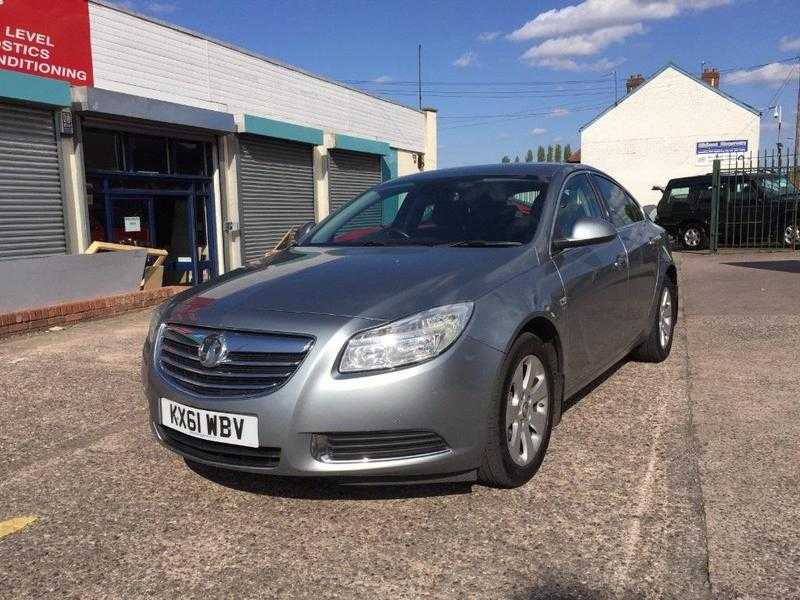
[710,150,799,251]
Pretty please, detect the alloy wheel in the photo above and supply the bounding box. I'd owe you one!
[659,286,673,349]
[683,228,700,248]
[505,355,549,466]
[784,226,798,246]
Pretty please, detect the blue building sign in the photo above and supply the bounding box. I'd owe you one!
[696,140,748,155]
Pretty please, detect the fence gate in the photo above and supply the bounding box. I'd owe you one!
[710,150,799,251]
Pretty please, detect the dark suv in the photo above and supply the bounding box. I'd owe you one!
[655,173,800,249]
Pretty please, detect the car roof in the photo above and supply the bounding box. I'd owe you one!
[384,162,591,186]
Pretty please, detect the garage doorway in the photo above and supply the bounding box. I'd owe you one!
[82,126,219,284]
[86,175,217,285]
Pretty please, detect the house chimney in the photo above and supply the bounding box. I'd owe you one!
[701,67,720,88]
[626,74,645,94]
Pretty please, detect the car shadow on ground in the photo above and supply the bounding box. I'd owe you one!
[512,576,643,600]
[186,459,473,500]
[561,359,627,417]
[722,260,800,273]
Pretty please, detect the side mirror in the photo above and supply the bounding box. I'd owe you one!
[552,217,617,251]
[652,185,665,193]
[293,221,315,242]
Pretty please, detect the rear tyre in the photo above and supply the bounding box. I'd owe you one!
[630,275,678,363]
[784,225,799,247]
[478,333,556,488]
[681,223,707,250]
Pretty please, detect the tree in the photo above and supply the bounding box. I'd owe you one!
[514,155,520,163]
[564,144,572,162]
[501,155,511,163]
[537,146,545,162]
[554,143,562,162]
[525,149,534,163]
[546,145,553,162]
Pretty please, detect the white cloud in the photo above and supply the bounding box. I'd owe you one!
[531,127,548,135]
[497,132,512,140]
[724,62,798,87]
[119,0,179,14]
[144,1,178,14]
[549,108,570,118]
[522,24,643,60]
[453,50,478,68]
[477,31,501,42]
[779,36,800,52]
[507,0,727,41]
[509,0,728,71]
[531,56,625,72]
[371,75,393,83]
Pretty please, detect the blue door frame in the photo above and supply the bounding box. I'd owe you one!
[91,172,218,285]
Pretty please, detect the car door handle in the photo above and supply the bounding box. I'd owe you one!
[612,255,627,270]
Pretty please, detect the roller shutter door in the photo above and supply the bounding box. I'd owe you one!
[0,103,66,261]
[238,136,315,262]
[328,150,382,214]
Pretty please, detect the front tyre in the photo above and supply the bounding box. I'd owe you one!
[630,275,678,363]
[478,333,556,488]
[681,223,707,250]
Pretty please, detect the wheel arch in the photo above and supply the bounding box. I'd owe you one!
[515,315,565,426]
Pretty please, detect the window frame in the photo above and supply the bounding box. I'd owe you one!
[548,170,608,256]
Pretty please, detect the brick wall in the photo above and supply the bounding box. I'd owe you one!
[0,287,183,338]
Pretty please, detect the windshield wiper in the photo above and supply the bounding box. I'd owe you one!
[447,240,522,247]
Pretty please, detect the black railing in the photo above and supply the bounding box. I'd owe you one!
[710,149,800,251]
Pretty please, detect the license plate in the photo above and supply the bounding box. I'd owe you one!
[160,398,259,448]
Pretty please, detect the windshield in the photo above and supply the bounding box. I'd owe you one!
[758,175,798,196]
[304,176,549,247]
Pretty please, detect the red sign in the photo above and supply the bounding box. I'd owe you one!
[0,0,93,86]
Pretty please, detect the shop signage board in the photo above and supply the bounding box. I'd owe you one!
[696,140,749,167]
[0,0,94,86]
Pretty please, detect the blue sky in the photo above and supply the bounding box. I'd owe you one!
[120,0,800,168]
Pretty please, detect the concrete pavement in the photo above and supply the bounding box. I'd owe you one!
[0,251,797,599]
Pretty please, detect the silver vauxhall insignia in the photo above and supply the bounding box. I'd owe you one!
[143,164,677,488]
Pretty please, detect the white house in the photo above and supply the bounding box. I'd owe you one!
[580,63,761,204]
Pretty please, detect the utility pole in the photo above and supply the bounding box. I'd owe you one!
[418,44,423,111]
[613,70,618,104]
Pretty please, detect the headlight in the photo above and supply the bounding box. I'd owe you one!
[339,303,474,373]
[146,303,167,344]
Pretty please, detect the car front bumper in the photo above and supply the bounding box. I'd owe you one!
[143,312,505,482]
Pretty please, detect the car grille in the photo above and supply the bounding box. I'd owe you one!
[320,430,450,462]
[158,426,280,468]
[158,324,313,397]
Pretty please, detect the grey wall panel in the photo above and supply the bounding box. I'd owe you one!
[328,150,383,233]
[328,150,383,214]
[238,136,315,262]
[0,103,67,261]
[0,250,146,313]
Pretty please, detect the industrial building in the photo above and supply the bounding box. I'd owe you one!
[579,63,761,204]
[0,0,436,284]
